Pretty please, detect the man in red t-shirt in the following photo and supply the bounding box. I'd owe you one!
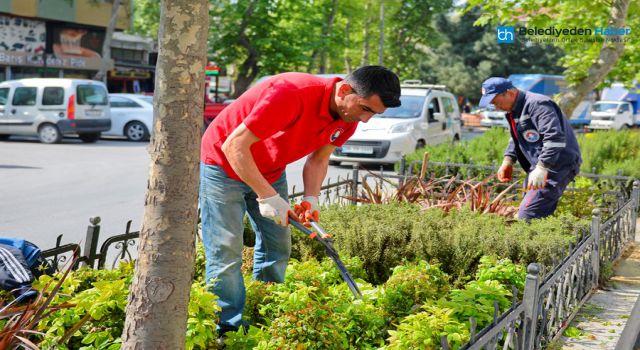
[200,66,401,338]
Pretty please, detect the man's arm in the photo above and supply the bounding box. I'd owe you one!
[221,122,277,199]
[504,139,516,161]
[532,100,566,168]
[303,144,336,196]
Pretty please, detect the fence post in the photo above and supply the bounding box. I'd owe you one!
[523,263,541,350]
[351,165,359,205]
[398,156,406,188]
[632,181,640,233]
[591,208,601,288]
[81,216,101,269]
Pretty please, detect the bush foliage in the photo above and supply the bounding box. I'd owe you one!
[298,203,586,284]
[402,128,640,178]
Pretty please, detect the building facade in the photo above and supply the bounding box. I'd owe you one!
[0,0,132,81]
[108,31,156,93]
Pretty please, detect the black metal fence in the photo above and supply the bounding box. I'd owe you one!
[456,181,639,350]
[42,217,140,271]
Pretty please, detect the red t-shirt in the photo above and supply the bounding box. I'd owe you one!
[201,73,357,183]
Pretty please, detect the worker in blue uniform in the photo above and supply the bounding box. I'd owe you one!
[478,77,582,220]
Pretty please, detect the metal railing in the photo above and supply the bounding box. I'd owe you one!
[456,180,639,350]
[41,217,141,271]
[400,157,636,195]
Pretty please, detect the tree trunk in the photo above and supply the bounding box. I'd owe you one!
[233,0,260,97]
[361,1,371,67]
[94,0,121,82]
[120,0,209,348]
[557,0,630,117]
[378,0,384,65]
[344,17,352,73]
[318,0,339,74]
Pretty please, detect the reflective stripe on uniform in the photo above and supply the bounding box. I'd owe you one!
[0,246,30,283]
[543,141,566,148]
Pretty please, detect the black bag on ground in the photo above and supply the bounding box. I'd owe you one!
[0,238,54,302]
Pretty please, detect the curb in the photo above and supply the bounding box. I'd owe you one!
[615,292,640,349]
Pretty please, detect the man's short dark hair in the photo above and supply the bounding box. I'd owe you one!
[344,65,401,108]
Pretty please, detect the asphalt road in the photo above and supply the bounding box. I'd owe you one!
[0,129,483,251]
[0,136,355,250]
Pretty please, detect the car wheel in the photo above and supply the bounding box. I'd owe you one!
[415,140,426,150]
[620,124,630,130]
[125,121,150,141]
[79,133,101,143]
[38,124,62,144]
[0,135,10,141]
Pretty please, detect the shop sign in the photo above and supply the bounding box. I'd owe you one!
[110,70,151,79]
[0,51,111,70]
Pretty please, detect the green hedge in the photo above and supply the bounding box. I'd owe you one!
[401,128,640,178]
[290,203,586,285]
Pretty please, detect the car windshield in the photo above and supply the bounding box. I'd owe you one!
[77,85,108,105]
[375,95,425,119]
[592,103,620,113]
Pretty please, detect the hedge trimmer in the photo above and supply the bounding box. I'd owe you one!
[288,214,362,298]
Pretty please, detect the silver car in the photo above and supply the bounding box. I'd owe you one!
[105,93,154,141]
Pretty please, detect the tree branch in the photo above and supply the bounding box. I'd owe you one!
[558,0,630,117]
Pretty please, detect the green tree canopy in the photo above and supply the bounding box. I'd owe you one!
[465,0,638,115]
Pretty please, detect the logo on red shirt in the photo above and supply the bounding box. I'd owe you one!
[330,128,344,142]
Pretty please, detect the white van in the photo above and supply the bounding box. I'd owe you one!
[587,100,639,130]
[330,82,462,165]
[0,78,111,143]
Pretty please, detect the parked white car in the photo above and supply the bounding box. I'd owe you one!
[478,108,508,128]
[330,82,462,165]
[105,93,153,141]
[0,78,111,143]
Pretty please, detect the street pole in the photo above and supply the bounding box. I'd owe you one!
[214,74,219,102]
[42,52,47,78]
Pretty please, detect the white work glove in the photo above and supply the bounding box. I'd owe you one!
[496,157,514,182]
[527,163,549,190]
[258,194,292,226]
[293,195,319,227]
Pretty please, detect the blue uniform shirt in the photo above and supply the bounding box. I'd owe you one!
[504,90,581,172]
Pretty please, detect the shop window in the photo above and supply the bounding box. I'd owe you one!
[12,87,37,106]
[42,87,65,105]
[11,67,40,80]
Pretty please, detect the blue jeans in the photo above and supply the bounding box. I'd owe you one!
[199,163,291,333]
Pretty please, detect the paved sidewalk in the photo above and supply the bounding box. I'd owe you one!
[561,221,640,349]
